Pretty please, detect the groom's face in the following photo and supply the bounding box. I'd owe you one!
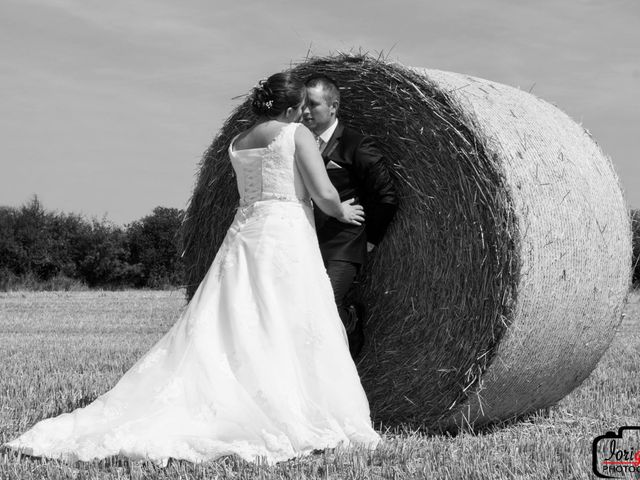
[303,85,337,135]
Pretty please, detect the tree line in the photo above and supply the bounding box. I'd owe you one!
[0,196,185,290]
[2,197,640,291]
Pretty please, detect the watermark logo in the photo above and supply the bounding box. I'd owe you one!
[593,427,640,478]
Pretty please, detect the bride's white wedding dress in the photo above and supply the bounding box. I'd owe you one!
[4,122,380,465]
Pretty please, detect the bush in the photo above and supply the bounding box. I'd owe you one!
[126,207,185,288]
[75,219,136,288]
[0,198,185,290]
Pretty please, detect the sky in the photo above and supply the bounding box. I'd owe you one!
[1,0,638,225]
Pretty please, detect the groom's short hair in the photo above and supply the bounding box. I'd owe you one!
[305,74,340,109]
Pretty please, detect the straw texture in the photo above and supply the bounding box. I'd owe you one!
[181,55,631,429]
[416,68,631,428]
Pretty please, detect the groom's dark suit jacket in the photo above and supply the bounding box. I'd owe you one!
[315,123,398,265]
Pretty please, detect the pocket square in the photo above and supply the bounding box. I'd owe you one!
[326,160,342,170]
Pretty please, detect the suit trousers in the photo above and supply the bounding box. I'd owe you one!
[324,260,359,332]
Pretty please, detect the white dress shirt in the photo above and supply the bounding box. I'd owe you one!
[316,119,339,154]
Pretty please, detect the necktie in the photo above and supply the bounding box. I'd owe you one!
[316,136,325,153]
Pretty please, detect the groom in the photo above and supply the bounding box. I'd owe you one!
[302,74,398,358]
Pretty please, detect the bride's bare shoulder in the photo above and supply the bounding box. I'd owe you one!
[294,123,314,143]
[231,124,262,151]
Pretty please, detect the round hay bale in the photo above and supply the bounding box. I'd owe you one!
[631,209,640,288]
[181,55,631,430]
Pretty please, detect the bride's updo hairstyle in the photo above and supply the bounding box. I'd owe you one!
[250,72,305,118]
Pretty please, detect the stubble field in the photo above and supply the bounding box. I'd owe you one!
[1,289,639,479]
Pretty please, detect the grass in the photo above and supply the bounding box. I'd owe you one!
[1,290,639,479]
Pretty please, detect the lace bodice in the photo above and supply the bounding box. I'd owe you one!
[228,123,310,207]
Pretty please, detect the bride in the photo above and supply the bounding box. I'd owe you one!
[3,72,380,465]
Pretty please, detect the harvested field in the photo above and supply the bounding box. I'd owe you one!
[1,290,639,479]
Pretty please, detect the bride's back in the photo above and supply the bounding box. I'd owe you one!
[229,122,309,207]
[233,121,290,151]
[227,73,311,207]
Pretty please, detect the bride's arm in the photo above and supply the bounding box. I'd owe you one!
[294,125,364,225]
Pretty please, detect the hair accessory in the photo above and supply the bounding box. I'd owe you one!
[255,78,268,91]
